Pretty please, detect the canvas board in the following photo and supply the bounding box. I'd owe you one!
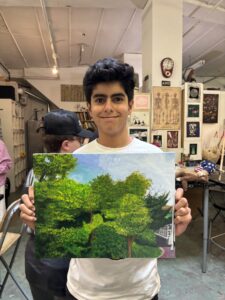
[128,111,150,127]
[34,153,175,259]
[203,94,219,123]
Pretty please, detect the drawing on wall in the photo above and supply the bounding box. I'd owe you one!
[188,86,201,102]
[34,153,175,259]
[167,131,178,148]
[186,122,200,138]
[187,105,200,118]
[152,135,162,147]
[203,94,219,123]
[128,111,149,127]
[129,128,149,142]
[133,94,149,110]
[189,143,197,155]
[152,87,181,130]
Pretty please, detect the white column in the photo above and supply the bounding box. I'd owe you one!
[142,0,183,88]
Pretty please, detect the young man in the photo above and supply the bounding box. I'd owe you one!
[21,59,192,300]
[21,109,94,300]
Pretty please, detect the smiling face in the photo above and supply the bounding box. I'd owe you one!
[88,81,133,146]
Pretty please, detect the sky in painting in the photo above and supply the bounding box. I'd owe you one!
[69,153,175,205]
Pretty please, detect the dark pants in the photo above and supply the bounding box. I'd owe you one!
[30,284,67,300]
[65,288,158,300]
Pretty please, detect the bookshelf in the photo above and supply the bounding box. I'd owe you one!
[76,111,97,131]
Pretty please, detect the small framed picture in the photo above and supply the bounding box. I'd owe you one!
[128,111,149,127]
[133,93,150,110]
[188,86,200,102]
[187,104,199,118]
[189,143,197,155]
[186,122,200,138]
[167,131,178,148]
[129,128,149,142]
[203,94,219,123]
[152,135,162,147]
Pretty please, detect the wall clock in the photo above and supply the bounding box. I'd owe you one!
[160,57,174,78]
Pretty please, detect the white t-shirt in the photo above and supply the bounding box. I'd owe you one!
[67,138,162,300]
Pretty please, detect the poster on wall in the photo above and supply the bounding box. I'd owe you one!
[152,87,181,130]
[203,94,219,123]
[167,131,178,148]
[128,111,149,127]
[133,93,150,110]
[188,86,201,103]
[129,128,149,142]
[187,104,200,118]
[34,153,175,259]
[186,122,200,138]
[152,135,162,147]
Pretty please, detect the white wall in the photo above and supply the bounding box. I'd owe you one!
[28,66,88,111]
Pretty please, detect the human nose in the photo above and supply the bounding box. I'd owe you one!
[103,98,113,112]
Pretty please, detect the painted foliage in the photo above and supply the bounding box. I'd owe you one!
[34,153,175,259]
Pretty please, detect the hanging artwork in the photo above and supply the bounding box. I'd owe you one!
[152,135,162,147]
[188,86,201,103]
[186,122,200,138]
[152,87,181,130]
[34,153,175,259]
[167,131,178,148]
[187,104,200,118]
[133,93,150,110]
[203,94,219,123]
[128,111,149,127]
[129,128,149,142]
[189,143,198,155]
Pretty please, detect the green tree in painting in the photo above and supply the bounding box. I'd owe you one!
[33,154,77,182]
[145,192,171,230]
[123,171,152,197]
[113,194,150,257]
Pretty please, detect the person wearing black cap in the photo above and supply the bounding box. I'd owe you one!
[21,109,95,300]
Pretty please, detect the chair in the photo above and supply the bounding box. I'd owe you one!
[0,199,29,299]
[209,185,225,251]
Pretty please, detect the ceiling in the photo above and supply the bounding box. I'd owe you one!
[0,0,225,83]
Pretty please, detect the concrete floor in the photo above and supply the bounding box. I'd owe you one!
[1,191,225,300]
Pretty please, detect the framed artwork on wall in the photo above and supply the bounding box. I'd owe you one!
[189,143,198,155]
[167,131,178,148]
[186,122,200,138]
[129,128,149,142]
[128,111,149,127]
[187,104,200,118]
[203,94,219,123]
[152,135,162,147]
[188,86,201,102]
[152,87,181,130]
[133,93,150,110]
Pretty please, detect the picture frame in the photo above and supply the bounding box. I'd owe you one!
[186,122,200,138]
[152,87,181,130]
[152,135,162,147]
[167,131,179,148]
[188,86,200,102]
[129,127,149,142]
[187,104,200,118]
[189,143,198,155]
[203,93,219,123]
[128,111,149,127]
[133,93,150,110]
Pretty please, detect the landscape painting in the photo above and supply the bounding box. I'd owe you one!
[34,153,175,259]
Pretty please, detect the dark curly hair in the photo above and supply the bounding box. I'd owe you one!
[83,57,135,104]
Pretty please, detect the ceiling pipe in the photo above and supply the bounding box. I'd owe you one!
[40,0,58,70]
[0,62,10,80]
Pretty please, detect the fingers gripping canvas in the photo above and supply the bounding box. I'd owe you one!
[33,153,175,259]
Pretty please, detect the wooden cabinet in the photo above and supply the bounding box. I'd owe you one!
[0,99,26,192]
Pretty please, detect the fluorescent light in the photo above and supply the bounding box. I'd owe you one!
[188,60,205,70]
[52,65,58,75]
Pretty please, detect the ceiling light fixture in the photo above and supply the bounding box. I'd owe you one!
[52,65,58,75]
[187,59,206,70]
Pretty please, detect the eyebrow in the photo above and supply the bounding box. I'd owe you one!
[93,93,125,98]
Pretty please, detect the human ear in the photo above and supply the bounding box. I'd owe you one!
[61,140,70,152]
[87,103,93,118]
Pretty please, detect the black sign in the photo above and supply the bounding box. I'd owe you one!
[162,81,171,86]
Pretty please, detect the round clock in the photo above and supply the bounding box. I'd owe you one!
[160,57,174,78]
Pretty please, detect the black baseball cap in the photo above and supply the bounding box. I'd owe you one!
[39,109,94,138]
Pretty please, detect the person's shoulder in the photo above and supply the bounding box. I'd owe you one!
[132,138,162,153]
[73,140,97,154]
